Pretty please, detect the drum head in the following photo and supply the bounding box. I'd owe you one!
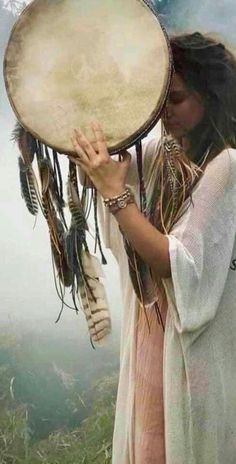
[4,0,172,154]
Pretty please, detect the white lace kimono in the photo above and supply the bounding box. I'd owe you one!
[98,138,236,464]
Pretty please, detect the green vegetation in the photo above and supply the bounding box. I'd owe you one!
[0,329,119,463]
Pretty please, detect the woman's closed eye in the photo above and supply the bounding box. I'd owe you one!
[168,91,191,105]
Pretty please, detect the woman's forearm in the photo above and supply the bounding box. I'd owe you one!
[113,203,171,279]
[69,126,171,279]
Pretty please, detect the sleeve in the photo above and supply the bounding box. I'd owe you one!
[96,135,161,255]
[162,149,236,334]
[125,136,161,188]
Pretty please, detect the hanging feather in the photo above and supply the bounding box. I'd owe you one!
[38,159,72,288]
[67,180,88,231]
[12,122,111,345]
[38,156,66,223]
[65,223,87,286]
[66,176,89,283]
[79,251,111,346]
[39,158,51,196]
[124,133,203,321]
[65,226,111,345]
[66,170,111,344]
[12,121,37,165]
[65,181,90,307]
[150,135,202,234]
[50,218,73,288]
[18,157,38,216]
[52,150,65,207]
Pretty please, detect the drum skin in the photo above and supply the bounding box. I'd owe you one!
[4,0,172,154]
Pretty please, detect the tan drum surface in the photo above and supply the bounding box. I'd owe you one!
[4,0,171,153]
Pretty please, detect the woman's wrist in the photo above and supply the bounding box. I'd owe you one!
[99,185,126,199]
[103,186,136,215]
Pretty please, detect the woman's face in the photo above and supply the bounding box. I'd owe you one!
[163,73,206,139]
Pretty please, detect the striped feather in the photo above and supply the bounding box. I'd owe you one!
[39,158,51,195]
[12,121,36,165]
[79,251,111,346]
[39,158,64,215]
[67,181,88,230]
[18,157,38,216]
[65,224,84,285]
[50,218,73,288]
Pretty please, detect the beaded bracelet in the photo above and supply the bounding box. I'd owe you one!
[103,187,135,215]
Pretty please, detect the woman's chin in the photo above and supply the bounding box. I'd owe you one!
[162,121,184,139]
[168,127,184,139]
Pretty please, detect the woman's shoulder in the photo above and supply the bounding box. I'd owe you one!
[204,147,236,184]
[227,147,236,167]
[142,136,161,179]
[189,147,236,211]
[126,135,161,186]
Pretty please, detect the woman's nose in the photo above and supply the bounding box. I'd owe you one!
[162,101,173,123]
[165,100,173,118]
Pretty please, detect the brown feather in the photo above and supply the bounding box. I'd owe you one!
[18,158,38,216]
[12,121,36,165]
[67,181,88,230]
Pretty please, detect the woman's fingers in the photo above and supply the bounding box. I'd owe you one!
[70,136,87,161]
[91,121,109,158]
[73,128,97,160]
[120,150,131,168]
[70,123,108,172]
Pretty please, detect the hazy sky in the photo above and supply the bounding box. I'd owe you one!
[1,0,236,337]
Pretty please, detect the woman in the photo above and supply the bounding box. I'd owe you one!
[69,33,236,464]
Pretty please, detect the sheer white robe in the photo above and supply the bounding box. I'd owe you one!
[98,138,236,464]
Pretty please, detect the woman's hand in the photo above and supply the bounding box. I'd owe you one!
[69,122,171,278]
[69,122,131,199]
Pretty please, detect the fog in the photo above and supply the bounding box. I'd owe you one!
[0,0,235,460]
[1,0,236,343]
[0,0,235,341]
[0,4,123,341]
[1,0,236,334]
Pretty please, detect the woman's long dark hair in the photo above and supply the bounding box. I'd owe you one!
[170,32,236,163]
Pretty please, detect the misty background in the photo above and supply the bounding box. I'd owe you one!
[1,0,236,335]
[1,0,236,327]
[0,0,236,462]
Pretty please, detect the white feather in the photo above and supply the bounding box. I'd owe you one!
[79,251,111,346]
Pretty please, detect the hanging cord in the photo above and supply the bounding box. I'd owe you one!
[92,188,107,265]
[35,139,44,161]
[81,178,94,220]
[53,149,65,205]
[43,144,67,228]
[44,144,50,160]
[136,140,147,215]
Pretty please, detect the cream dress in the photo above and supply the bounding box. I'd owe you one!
[98,137,236,464]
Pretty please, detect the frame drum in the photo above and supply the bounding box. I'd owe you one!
[4,0,172,154]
